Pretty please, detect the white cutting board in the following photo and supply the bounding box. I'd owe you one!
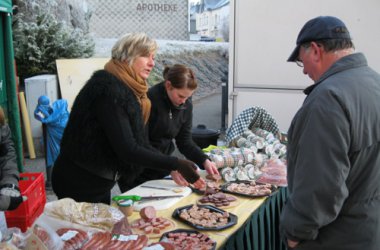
[122,179,192,211]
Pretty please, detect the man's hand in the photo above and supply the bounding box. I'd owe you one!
[203,159,219,175]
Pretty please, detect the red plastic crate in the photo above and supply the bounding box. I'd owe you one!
[5,172,46,232]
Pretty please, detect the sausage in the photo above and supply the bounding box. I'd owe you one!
[75,230,89,249]
[56,228,69,235]
[139,206,156,221]
[121,239,135,249]
[91,232,111,249]
[144,225,153,234]
[153,227,161,234]
[165,231,215,250]
[104,239,120,250]
[148,242,176,250]
[133,235,148,249]
[64,239,76,250]
[56,228,89,250]
[206,174,222,182]
[81,232,110,250]
[80,234,97,249]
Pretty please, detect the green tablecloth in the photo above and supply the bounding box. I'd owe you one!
[221,187,289,250]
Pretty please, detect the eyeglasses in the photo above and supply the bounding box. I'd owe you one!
[295,60,304,67]
[295,43,312,68]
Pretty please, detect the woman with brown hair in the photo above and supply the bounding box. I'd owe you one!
[121,64,219,191]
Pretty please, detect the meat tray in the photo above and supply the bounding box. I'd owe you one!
[160,229,216,250]
[220,180,278,198]
[172,204,238,231]
[188,184,205,194]
[189,181,221,195]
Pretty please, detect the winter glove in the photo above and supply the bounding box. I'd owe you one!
[176,159,200,184]
[8,195,23,210]
[0,185,23,211]
[0,184,20,197]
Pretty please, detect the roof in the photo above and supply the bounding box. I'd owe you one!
[204,0,229,10]
[191,0,229,14]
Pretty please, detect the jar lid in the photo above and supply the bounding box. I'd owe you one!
[192,124,220,137]
[118,199,133,207]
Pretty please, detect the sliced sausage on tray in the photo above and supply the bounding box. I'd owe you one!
[140,206,157,221]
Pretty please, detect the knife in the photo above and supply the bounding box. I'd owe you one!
[140,185,173,191]
[112,195,184,203]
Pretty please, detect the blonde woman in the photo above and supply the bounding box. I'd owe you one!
[52,33,205,204]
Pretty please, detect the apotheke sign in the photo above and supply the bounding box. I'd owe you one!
[136,3,178,12]
[89,0,188,40]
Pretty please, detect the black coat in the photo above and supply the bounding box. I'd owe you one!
[132,82,208,183]
[53,70,178,201]
[0,124,19,210]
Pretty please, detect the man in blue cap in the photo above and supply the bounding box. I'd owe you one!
[280,16,380,250]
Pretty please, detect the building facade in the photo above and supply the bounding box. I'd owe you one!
[192,0,229,41]
[88,0,189,40]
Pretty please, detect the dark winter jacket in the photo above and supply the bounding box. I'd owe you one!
[280,53,380,250]
[135,82,208,181]
[55,70,178,185]
[0,124,19,211]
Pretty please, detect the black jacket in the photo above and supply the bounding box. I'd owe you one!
[55,71,178,184]
[135,82,208,181]
[0,124,19,211]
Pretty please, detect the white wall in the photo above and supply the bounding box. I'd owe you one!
[229,0,380,132]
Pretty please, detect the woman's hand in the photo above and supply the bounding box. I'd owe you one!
[176,158,206,190]
[204,159,219,175]
[171,171,206,190]
[287,239,299,248]
[170,171,189,186]
[191,177,206,190]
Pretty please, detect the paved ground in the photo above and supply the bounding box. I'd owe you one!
[24,90,223,202]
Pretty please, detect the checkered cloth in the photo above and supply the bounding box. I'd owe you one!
[225,106,280,145]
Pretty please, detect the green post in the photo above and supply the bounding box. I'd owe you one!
[1,2,24,172]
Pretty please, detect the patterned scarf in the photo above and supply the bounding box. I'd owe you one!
[104,59,151,124]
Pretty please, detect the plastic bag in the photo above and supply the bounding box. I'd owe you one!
[28,219,64,250]
[34,96,69,167]
[0,227,30,249]
[43,198,125,231]
[256,159,288,186]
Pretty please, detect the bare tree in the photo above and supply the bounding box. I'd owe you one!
[221,16,229,42]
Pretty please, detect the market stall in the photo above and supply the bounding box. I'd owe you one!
[2,106,289,249]
[113,173,288,249]
[122,181,268,248]
[2,179,288,249]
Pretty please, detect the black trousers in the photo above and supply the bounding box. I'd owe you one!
[52,156,115,204]
[117,167,170,193]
